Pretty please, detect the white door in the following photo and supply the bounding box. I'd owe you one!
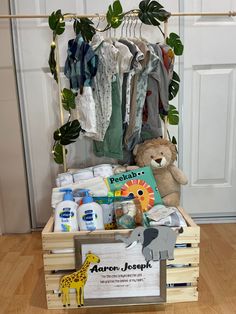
[181,1,236,220]
[11,0,179,227]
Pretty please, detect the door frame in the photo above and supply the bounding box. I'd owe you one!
[10,1,36,228]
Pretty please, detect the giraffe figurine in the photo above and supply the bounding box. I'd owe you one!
[59,252,100,307]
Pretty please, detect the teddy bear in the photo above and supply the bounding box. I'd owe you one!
[133,138,188,207]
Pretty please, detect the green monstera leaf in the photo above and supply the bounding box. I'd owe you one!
[107,0,124,28]
[61,88,76,112]
[48,10,65,37]
[166,32,184,56]
[54,119,81,145]
[169,71,180,101]
[73,18,96,42]
[48,42,57,83]
[138,0,170,26]
[52,143,67,164]
[167,105,179,125]
[161,104,179,125]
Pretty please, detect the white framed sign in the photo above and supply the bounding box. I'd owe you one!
[74,236,166,307]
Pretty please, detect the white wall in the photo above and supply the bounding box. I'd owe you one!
[0,0,31,233]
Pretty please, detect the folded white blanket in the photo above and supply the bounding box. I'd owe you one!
[51,176,109,208]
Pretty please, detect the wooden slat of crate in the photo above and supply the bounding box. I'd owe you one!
[42,207,197,233]
[43,247,199,271]
[45,286,198,309]
[42,213,200,251]
[166,247,199,265]
[44,266,199,291]
[42,227,200,250]
[167,286,198,303]
[42,227,200,251]
[167,266,199,284]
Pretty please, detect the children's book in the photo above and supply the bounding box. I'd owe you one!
[106,166,162,212]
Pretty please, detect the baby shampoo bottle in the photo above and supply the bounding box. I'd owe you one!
[54,188,78,232]
[77,190,104,231]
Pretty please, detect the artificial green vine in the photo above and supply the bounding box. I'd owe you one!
[48,0,184,164]
[48,10,65,83]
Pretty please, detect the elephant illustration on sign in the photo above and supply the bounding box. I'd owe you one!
[115,226,183,262]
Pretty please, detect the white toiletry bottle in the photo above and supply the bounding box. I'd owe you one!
[54,188,78,232]
[77,190,104,231]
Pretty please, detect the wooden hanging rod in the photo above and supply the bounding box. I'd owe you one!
[0,11,236,19]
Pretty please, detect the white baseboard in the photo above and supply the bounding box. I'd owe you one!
[190,212,236,224]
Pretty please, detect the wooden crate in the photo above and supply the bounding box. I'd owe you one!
[42,207,200,309]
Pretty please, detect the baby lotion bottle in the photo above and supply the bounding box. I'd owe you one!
[77,190,104,231]
[54,189,78,232]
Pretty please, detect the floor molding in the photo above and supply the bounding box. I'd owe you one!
[190,212,236,224]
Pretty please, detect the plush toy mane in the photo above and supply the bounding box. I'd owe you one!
[134,138,177,167]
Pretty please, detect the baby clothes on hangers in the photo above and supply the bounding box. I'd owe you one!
[114,41,133,87]
[93,41,132,158]
[93,41,133,160]
[160,43,175,81]
[64,34,98,93]
[126,44,162,150]
[64,34,98,137]
[75,87,97,137]
[141,43,172,141]
[150,43,171,112]
[119,39,144,126]
[115,39,144,163]
[93,71,123,159]
[90,34,119,142]
[124,39,153,150]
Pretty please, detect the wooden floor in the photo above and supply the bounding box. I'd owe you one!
[0,224,235,314]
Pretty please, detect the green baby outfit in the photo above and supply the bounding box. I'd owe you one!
[93,73,123,159]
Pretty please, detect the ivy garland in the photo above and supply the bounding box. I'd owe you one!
[48,0,184,165]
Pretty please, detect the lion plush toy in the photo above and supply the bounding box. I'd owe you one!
[133,138,188,207]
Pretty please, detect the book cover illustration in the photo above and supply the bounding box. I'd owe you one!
[106,166,163,212]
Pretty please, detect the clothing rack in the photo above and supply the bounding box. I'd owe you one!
[0,11,236,18]
[2,10,235,171]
